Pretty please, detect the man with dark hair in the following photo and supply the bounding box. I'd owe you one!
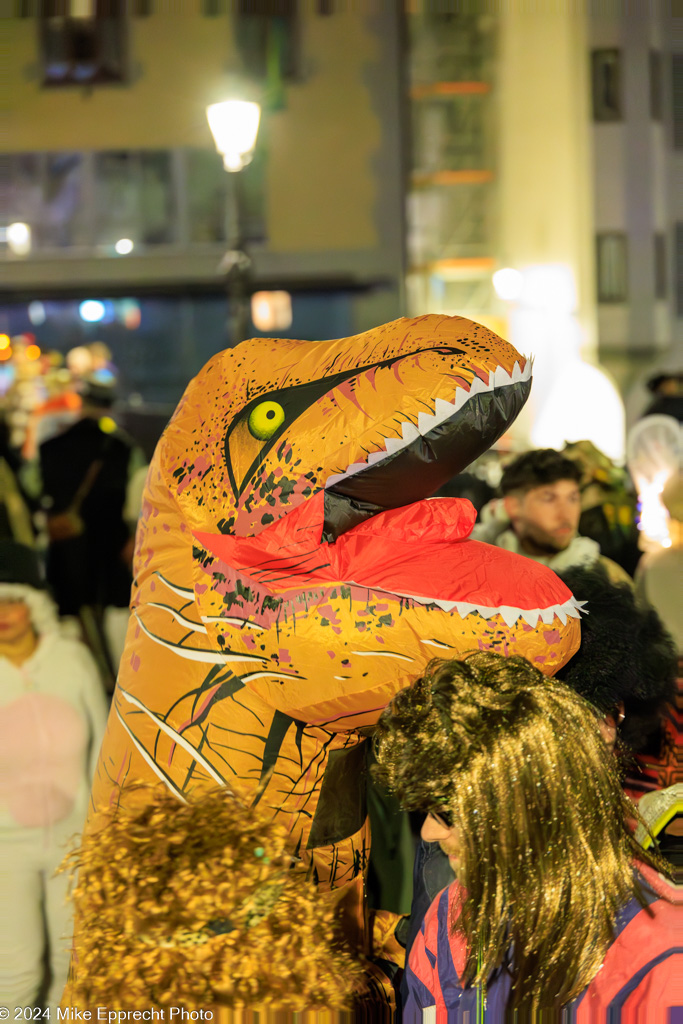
[473,448,631,584]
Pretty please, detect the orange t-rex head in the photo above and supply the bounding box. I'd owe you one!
[127,314,578,742]
[159,313,532,541]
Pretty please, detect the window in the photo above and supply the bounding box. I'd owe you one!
[676,223,683,317]
[654,232,667,300]
[40,0,127,86]
[674,55,683,150]
[591,49,622,122]
[650,51,662,121]
[235,0,299,84]
[2,148,266,257]
[94,151,175,246]
[596,232,628,303]
[6,152,88,249]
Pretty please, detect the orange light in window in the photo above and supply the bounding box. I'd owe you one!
[25,344,41,361]
[0,347,12,361]
[0,335,10,350]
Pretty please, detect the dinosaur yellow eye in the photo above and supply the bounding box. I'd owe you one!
[247,401,285,441]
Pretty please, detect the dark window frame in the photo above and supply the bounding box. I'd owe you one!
[39,0,128,88]
[591,48,622,122]
[649,50,662,121]
[654,232,667,300]
[673,54,683,150]
[596,231,628,304]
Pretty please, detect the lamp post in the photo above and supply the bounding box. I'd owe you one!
[206,99,261,345]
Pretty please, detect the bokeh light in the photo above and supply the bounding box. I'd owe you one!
[79,300,106,323]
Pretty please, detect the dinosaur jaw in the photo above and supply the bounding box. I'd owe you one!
[322,360,532,541]
[325,360,531,490]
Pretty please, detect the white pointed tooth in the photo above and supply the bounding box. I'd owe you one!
[434,397,456,423]
[454,387,470,411]
[346,462,367,476]
[367,449,387,465]
[511,361,524,384]
[454,602,477,618]
[500,606,521,628]
[384,436,405,455]
[326,472,343,487]
[521,609,540,627]
[400,421,420,444]
[433,599,456,612]
[568,598,587,618]
[468,375,486,396]
[418,411,438,434]
[555,607,568,625]
[493,365,512,388]
[540,607,555,625]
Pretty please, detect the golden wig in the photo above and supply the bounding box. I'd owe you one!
[373,652,664,1014]
[64,788,362,1012]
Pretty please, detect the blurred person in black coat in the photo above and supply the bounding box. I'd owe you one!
[39,379,144,684]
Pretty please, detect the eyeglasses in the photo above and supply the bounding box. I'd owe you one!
[429,807,454,830]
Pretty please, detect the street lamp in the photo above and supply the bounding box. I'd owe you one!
[206,100,261,173]
[206,99,262,346]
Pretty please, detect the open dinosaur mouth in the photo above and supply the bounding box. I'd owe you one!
[194,492,584,632]
[322,359,532,541]
[325,360,531,491]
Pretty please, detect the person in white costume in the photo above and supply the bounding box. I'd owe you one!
[0,542,108,1013]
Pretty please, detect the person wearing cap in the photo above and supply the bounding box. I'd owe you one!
[38,377,145,686]
[0,541,109,1013]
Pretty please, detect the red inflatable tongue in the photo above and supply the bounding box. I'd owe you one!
[194,492,573,614]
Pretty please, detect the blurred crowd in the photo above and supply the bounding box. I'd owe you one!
[1,338,147,685]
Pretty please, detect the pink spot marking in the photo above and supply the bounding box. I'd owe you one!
[243,633,256,650]
[130,653,141,672]
[534,655,547,664]
[365,366,378,390]
[376,635,385,644]
[521,622,533,632]
[150,580,156,591]
[331,626,342,635]
[163,523,171,532]
[544,630,561,645]
[327,651,336,659]
[375,604,389,611]
[356,622,367,632]
[335,379,370,418]
[196,584,207,595]
[278,648,291,662]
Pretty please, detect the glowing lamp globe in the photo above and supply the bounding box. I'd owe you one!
[206,100,261,172]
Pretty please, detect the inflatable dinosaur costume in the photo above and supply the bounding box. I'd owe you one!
[78,315,581,1009]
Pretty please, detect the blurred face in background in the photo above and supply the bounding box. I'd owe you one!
[504,479,582,555]
[0,599,33,647]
